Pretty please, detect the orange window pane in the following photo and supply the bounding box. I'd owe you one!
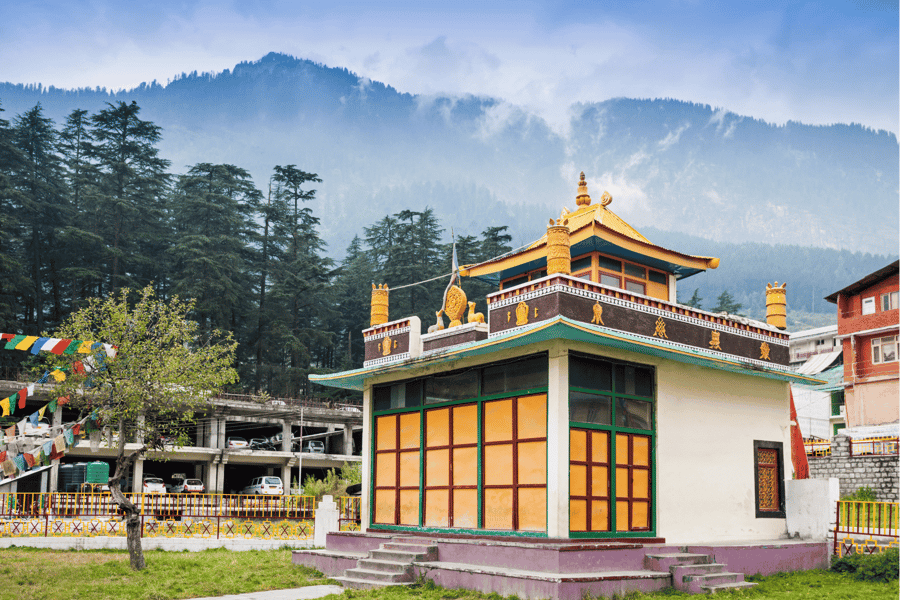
[426,449,449,487]
[591,466,608,497]
[399,450,420,487]
[591,431,608,463]
[616,500,629,531]
[399,489,419,525]
[570,464,587,497]
[453,489,478,529]
[570,429,587,462]
[632,501,649,529]
[426,408,450,447]
[616,434,629,465]
[591,500,609,531]
[424,490,449,528]
[484,399,513,442]
[517,441,547,485]
[632,435,650,466]
[632,469,650,499]
[399,412,420,449]
[484,444,513,486]
[570,499,587,532]
[453,447,478,486]
[483,488,513,530]
[615,467,629,498]
[518,487,547,532]
[453,404,478,445]
[374,489,396,524]
[376,415,397,451]
[517,394,547,439]
[375,453,396,487]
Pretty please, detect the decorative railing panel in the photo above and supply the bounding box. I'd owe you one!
[832,500,899,556]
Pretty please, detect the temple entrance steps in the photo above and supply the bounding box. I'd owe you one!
[333,538,438,589]
[644,552,757,594]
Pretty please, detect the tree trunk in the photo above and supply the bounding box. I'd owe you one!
[109,418,147,570]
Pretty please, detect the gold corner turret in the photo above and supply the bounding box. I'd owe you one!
[370,283,389,326]
[765,282,787,330]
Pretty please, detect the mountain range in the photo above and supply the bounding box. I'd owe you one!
[1,52,897,326]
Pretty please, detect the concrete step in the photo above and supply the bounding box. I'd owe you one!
[682,572,746,594]
[670,563,726,591]
[644,553,711,571]
[333,576,414,590]
[701,581,758,594]
[382,541,439,557]
[357,558,413,574]
[343,567,413,584]
[370,548,435,562]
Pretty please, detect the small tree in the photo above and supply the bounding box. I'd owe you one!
[682,288,703,309]
[48,286,237,570]
[711,289,743,315]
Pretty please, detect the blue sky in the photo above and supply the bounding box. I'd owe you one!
[1,0,897,134]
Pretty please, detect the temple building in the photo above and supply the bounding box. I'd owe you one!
[310,173,824,543]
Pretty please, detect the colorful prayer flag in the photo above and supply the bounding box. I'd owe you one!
[17,388,26,409]
[29,337,50,354]
[2,459,16,476]
[4,335,26,350]
[28,412,38,427]
[23,453,34,468]
[13,454,26,472]
[0,451,6,463]
[0,398,9,417]
[42,441,53,456]
[15,335,39,351]
[51,339,72,355]
[62,340,80,355]
[64,428,74,446]
[53,435,65,453]
[38,405,45,420]
[50,370,65,382]
[48,400,58,413]
[4,426,15,439]
[77,340,92,353]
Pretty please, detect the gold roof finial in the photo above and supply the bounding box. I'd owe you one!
[576,172,592,207]
[600,190,612,207]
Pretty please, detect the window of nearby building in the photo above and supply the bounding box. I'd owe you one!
[862,297,876,315]
[830,391,845,417]
[882,291,899,311]
[753,440,785,518]
[872,335,898,364]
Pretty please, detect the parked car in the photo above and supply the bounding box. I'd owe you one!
[23,418,51,437]
[142,477,167,494]
[302,440,325,454]
[249,438,271,450]
[173,478,205,493]
[165,477,185,493]
[226,436,249,448]
[241,476,283,495]
[78,482,110,494]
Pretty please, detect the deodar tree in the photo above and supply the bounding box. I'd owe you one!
[48,286,237,570]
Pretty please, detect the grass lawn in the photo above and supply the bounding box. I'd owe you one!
[0,547,896,600]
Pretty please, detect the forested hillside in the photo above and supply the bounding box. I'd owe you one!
[1,53,896,396]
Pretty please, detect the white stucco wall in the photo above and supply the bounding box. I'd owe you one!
[655,360,791,543]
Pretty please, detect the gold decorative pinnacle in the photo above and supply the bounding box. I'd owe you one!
[576,172,592,207]
[600,191,612,207]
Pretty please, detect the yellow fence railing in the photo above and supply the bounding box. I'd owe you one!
[0,492,358,541]
[833,500,900,556]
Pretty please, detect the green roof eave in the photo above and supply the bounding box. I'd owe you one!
[309,317,826,391]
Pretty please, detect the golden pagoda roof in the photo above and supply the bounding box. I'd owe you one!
[461,173,719,282]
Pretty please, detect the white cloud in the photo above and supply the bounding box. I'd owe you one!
[658,123,690,150]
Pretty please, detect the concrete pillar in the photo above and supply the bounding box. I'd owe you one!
[281,421,291,453]
[281,463,291,496]
[546,343,569,538]
[132,458,144,494]
[343,424,353,455]
[49,460,60,492]
[218,459,227,494]
[209,418,218,448]
[360,385,372,532]
[207,461,219,494]
[194,463,203,480]
[217,418,226,449]
[195,420,205,448]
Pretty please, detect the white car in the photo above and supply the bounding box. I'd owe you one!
[226,436,249,448]
[173,478,205,493]
[241,476,283,495]
[142,477,167,494]
[24,419,51,437]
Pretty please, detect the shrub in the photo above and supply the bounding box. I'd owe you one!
[842,486,878,501]
[831,548,899,582]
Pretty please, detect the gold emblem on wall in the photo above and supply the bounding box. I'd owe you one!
[591,302,605,325]
[709,331,722,350]
[653,316,668,339]
[380,335,393,356]
[515,301,529,326]
[760,342,771,361]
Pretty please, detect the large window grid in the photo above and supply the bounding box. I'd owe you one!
[371,355,549,534]
[568,354,655,537]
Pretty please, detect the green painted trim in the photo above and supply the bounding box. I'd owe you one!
[569,530,658,539]
[418,407,425,528]
[477,401,484,529]
[570,385,654,403]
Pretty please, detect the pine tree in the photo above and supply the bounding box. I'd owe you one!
[89,101,171,293]
[682,288,703,308]
[0,102,26,334]
[712,289,743,315]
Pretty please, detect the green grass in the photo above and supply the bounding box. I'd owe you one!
[0,547,333,600]
[0,548,896,600]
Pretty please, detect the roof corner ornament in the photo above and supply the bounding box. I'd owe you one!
[600,190,612,207]
[576,171,592,207]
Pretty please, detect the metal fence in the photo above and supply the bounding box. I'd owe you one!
[804,440,831,456]
[338,496,361,531]
[850,437,899,457]
[833,500,899,556]
[0,492,326,540]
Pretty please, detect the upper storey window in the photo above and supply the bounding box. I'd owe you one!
[882,291,899,311]
[596,253,667,298]
[862,297,876,315]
